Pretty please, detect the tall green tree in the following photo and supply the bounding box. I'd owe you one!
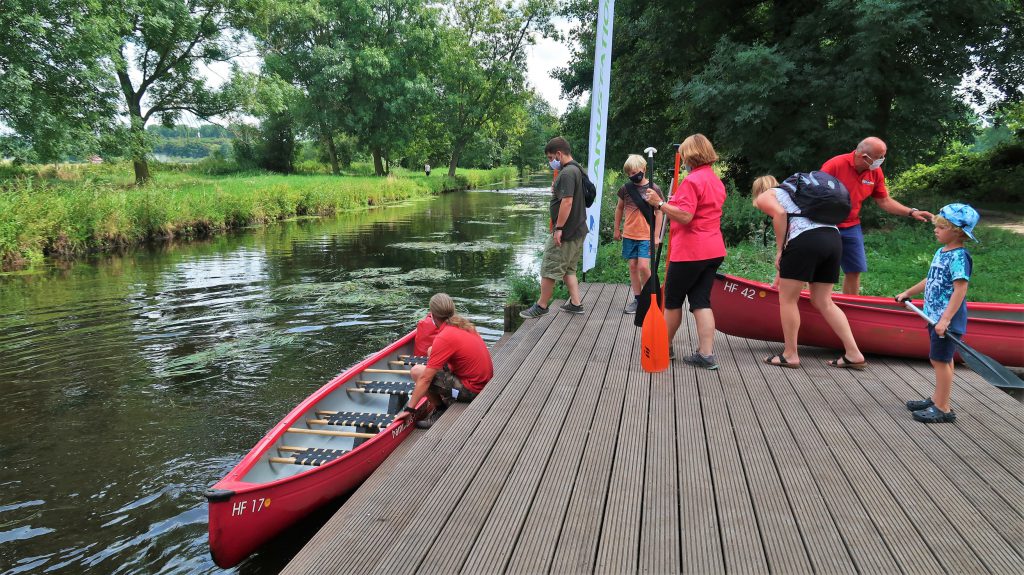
[107,0,249,183]
[434,0,554,176]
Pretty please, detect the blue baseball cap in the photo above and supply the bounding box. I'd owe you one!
[938,203,979,242]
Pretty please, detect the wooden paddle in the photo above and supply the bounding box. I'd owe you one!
[902,300,1023,389]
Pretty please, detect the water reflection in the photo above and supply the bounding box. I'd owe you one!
[0,185,550,574]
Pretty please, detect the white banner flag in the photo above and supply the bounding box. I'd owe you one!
[582,0,615,273]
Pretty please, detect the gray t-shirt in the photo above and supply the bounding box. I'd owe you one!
[550,162,589,241]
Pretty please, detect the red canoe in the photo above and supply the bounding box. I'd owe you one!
[712,274,1024,367]
[206,331,424,568]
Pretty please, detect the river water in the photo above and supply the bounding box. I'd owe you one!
[0,184,552,574]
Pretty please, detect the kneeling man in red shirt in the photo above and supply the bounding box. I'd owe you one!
[396,293,493,429]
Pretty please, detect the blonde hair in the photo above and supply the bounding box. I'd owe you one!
[429,292,477,334]
[751,175,779,206]
[932,216,969,239]
[679,133,719,167]
[623,154,647,174]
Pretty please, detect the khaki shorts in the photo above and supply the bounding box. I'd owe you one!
[540,235,585,280]
[429,370,477,403]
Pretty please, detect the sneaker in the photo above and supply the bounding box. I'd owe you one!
[560,301,585,314]
[624,300,638,314]
[912,405,956,424]
[683,352,719,370]
[416,406,447,429]
[906,398,934,411]
[519,303,549,319]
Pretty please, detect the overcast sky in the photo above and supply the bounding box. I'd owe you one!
[525,19,575,114]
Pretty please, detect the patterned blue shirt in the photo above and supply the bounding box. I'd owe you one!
[924,247,972,334]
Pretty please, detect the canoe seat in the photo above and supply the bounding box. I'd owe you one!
[272,447,349,467]
[313,411,395,429]
[355,380,415,396]
[390,356,428,366]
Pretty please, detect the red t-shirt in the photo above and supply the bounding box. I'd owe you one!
[413,313,439,356]
[668,165,727,262]
[820,151,889,228]
[426,323,493,393]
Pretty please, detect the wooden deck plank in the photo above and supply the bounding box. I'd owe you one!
[640,341,681,574]
[498,286,634,575]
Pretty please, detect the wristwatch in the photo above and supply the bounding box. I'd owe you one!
[555,226,564,231]
[656,200,665,210]
[908,208,918,218]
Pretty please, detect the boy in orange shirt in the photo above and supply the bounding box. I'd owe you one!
[613,154,664,314]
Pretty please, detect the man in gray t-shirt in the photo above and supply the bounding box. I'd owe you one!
[520,136,588,319]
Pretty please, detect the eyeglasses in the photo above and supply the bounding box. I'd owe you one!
[861,152,885,164]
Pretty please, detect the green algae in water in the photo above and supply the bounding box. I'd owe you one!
[502,203,546,212]
[387,240,509,252]
[158,333,300,377]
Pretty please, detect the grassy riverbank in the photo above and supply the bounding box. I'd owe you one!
[0,163,518,269]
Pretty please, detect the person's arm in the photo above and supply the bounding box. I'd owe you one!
[754,191,788,272]
[654,208,664,245]
[874,196,933,222]
[934,279,968,337]
[895,279,927,303]
[552,196,574,246]
[395,366,438,422]
[613,198,624,241]
[645,189,693,224]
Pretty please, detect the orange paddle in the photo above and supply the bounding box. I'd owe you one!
[641,293,669,373]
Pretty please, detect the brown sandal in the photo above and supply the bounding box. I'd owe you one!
[828,355,867,370]
[763,354,800,369]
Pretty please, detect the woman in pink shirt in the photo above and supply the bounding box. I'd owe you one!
[644,134,726,370]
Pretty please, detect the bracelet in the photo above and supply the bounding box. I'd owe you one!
[403,405,418,416]
[555,226,564,231]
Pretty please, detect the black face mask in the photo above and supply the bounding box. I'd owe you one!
[628,171,644,184]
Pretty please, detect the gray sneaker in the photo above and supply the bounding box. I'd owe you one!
[624,300,638,314]
[561,302,585,314]
[519,303,549,318]
[683,352,719,370]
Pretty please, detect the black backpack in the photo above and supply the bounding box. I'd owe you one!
[566,161,598,207]
[779,171,851,225]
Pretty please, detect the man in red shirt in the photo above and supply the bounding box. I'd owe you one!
[396,293,494,429]
[821,137,933,295]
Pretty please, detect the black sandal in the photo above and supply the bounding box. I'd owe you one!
[763,354,800,369]
[828,355,867,370]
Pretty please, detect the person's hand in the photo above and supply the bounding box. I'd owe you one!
[553,229,563,246]
[935,317,950,337]
[774,251,782,271]
[644,190,660,206]
[894,292,910,303]
[912,209,934,222]
[395,409,414,424]
[613,229,621,241]
[654,237,662,247]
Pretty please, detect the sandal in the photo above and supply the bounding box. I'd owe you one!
[763,354,800,369]
[828,355,867,370]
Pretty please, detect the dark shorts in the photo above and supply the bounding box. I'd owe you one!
[664,257,724,311]
[780,227,842,284]
[928,325,960,363]
[838,224,868,274]
[429,370,478,403]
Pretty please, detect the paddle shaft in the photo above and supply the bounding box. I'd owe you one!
[902,301,1023,389]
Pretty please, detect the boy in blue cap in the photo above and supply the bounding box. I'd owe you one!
[896,203,980,423]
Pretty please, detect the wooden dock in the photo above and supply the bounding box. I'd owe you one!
[282,283,1024,574]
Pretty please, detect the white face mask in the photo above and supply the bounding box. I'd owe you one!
[549,158,561,170]
[869,158,884,170]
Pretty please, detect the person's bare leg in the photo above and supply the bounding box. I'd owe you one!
[808,282,864,363]
[932,360,954,412]
[692,308,715,356]
[776,278,802,364]
[635,257,651,292]
[842,272,861,295]
[628,259,641,296]
[537,276,556,308]
[563,273,581,306]
[665,307,683,347]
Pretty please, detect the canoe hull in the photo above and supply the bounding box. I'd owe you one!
[712,274,1024,367]
[207,331,418,568]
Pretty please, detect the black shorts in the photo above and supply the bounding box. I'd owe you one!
[779,227,841,284]
[664,257,724,311]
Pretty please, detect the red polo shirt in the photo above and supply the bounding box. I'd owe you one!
[426,323,493,393]
[821,151,889,228]
[668,165,727,262]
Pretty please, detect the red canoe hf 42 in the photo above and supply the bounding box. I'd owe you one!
[206,331,425,568]
[712,274,1024,369]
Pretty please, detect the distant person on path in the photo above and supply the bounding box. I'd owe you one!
[752,175,867,370]
[520,136,589,318]
[425,163,431,176]
[643,134,725,370]
[396,293,493,429]
[821,137,933,295]
[614,154,664,314]
[896,203,979,424]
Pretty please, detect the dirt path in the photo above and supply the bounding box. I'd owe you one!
[977,210,1024,235]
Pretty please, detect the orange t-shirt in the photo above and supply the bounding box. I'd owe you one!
[617,182,664,240]
[820,152,889,228]
[425,323,493,393]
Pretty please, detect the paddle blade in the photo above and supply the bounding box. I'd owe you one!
[641,294,670,373]
[949,333,1024,389]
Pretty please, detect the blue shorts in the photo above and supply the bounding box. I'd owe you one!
[928,325,960,362]
[838,225,868,274]
[621,238,651,260]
